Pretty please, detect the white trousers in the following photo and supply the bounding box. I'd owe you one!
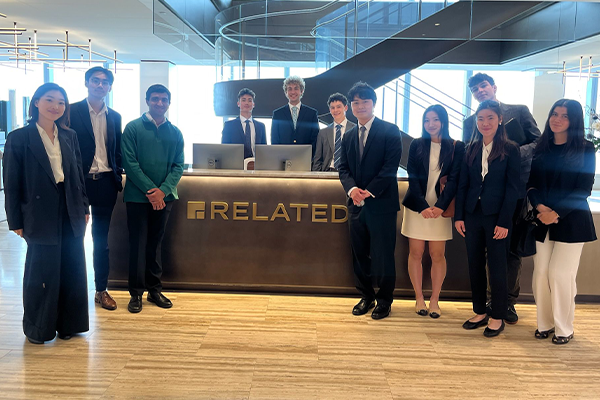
[532,233,584,337]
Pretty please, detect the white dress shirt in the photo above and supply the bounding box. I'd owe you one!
[288,102,302,116]
[145,112,168,128]
[239,115,256,154]
[481,141,493,181]
[87,99,111,173]
[329,119,348,169]
[36,123,64,183]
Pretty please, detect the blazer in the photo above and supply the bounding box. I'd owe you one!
[455,141,520,229]
[312,121,356,171]
[221,117,267,151]
[3,123,89,245]
[527,140,597,243]
[402,138,466,213]
[463,103,541,197]
[338,117,403,214]
[69,99,123,190]
[271,104,320,153]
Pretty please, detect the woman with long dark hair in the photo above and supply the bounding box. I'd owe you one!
[527,99,596,345]
[3,83,90,344]
[401,105,465,318]
[455,100,520,337]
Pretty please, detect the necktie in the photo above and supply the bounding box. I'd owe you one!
[333,124,342,170]
[244,120,253,158]
[292,106,298,130]
[359,126,366,159]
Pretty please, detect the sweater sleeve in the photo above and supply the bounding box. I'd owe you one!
[158,128,185,197]
[121,122,158,194]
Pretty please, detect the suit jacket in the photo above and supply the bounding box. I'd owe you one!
[221,117,267,155]
[69,99,123,190]
[527,140,597,243]
[455,141,520,229]
[312,121,356,171]
[271,104,320,154]
[338,117,403,214]
[402,138,466,213]
[463,103,541,197]
[3,123,89,245]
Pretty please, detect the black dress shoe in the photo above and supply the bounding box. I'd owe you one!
[352,299,375,315]
[128,295,143,313]
[57,333,72,340]
[147,292,173,309]
[483,320,505,337]
[27,337,44,345]
[462,315,489,330]
[371,304,391,320]
[506,304,518,324]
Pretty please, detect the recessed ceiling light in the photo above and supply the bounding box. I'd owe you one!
[435,23,441,26]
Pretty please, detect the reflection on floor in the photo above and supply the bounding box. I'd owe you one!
[2,199,600,399]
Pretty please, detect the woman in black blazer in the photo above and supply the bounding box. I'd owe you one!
[401,105,465,318]
[455,100,520,337]
[527,99,596,345]
[3,83,90,344]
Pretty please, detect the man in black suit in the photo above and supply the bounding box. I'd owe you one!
[462,72,541,323]
[70,66,122,311]
[312,92,356,171]
[338,82,403,320]
[221,88,267,158]
[271,75,320,154]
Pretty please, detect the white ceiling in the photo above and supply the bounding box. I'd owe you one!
[0,0,199,65]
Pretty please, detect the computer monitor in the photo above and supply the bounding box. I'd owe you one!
[192,143,244,170]
[254,145,312,172]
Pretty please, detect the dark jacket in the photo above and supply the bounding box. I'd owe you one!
[455,141,521,229]
[527,140,597,243]
[3,123,89,245]
[402,138,466,213]
[221,117,267,149]
[463,103,540,197]
[338,117,403,214]
[69,99,123,190]
[271,104,320,154]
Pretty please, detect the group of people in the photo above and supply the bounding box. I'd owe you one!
[2,68,596,346]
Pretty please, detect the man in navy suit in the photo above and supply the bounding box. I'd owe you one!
[338,82,403,320]
[70,67,122,311]
[221,88,267,158]
[270,76,320,154]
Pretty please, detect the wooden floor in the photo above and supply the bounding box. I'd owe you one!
[2,213,600,399]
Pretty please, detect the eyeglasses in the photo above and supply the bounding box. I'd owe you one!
[90,77,111,87]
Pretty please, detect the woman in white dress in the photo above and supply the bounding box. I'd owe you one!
[401,105,465,318]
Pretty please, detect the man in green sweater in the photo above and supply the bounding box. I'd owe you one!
[121,84,184,313]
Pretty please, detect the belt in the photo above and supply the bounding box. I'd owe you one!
[87,171,112,180]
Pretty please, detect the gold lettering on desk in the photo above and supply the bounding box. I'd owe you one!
[187,201,348,223]
[252,203,269,221]
[271,203,291,222]
[211,201,229,220]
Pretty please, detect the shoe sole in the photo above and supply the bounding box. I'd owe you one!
[128,306,142,313]
[147,297,173,309]
[505,319,518,325]
[371,312,390,320]
[352,302,375,316]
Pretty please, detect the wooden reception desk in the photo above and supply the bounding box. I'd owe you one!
[107,170,600,301]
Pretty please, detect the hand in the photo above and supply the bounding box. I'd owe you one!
[538,210,559,225]
[85,214,90,225]
[350,188,370,206]
[146,188,166,203]
[13,229,24,238]
[493,226,508,240]
[421,208,435,219]
[536,204,552,213]
[430,207,444,218]
[152,199,166,211]
[455,221,465,237]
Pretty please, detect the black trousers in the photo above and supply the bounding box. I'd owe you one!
[85,174,118,292]
[465,203,509,320]
[23,183,88,341]
[349,207,397,307]
[126,201,173,297]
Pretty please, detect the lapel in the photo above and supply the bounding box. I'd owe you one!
[27,124,57,187]
[472,144,483,185]
[234,117,245,141]
[325,124,334,153]
[421,139,431,173]
[106,108,115,153]
[283,105,295,131]
[361,117,379,161]
[58,128,73,179]
[78,100,95,141]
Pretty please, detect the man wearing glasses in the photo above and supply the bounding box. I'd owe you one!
[70,66,123,311]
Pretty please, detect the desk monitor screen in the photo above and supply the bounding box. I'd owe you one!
[193,143,244,170]
[254,144,312,172]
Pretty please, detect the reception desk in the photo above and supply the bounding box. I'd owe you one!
[107,170,600,301]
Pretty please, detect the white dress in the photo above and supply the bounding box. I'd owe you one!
[401,141,453,241]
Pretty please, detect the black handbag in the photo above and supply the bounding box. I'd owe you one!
[512,189,538,257]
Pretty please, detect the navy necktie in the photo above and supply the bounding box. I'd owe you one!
[244,120,253,158]
[333,124,342,170]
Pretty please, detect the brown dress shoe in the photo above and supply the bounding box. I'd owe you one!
[95,291,117,310]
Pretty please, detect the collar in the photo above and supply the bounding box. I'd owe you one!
[358,116,376,131]
[483,140,493,151]
[86,98,108,115]
[143,112,168,128]
[36,123,59,139]
[289,102,302,111]
[240,115,253,124]
[333,118,348,129]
